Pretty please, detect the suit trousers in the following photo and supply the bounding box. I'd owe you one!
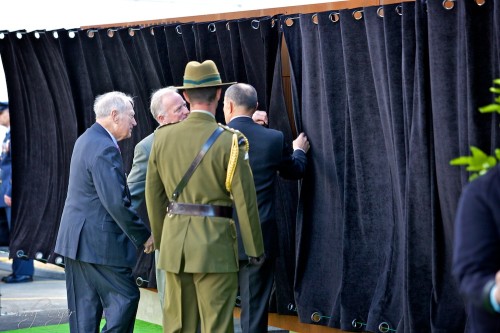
[64,257,139,333]
[164,270,238,333]
[238,258,275,333]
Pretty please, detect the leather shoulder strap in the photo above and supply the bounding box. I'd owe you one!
[171,126,224,201]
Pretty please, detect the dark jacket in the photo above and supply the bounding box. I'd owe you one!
[228,116,307,259]
[453,164,500,332]
[55,123,150,268]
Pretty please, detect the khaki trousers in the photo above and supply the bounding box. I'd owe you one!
[163,270,238,333]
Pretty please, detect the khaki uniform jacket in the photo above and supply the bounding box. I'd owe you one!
[145,111,264,273]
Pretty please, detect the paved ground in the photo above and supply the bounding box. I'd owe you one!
[0,248,287,332]
[0,247,68,331]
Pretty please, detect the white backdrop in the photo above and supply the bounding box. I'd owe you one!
[0,0,338,102]
[0,58,6,102]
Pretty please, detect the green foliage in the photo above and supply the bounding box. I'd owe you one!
[450,146,496,181]
[450,79,500,181]
[478,79,500,114]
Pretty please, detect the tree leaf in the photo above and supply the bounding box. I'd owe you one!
[469,173,479,182]
[450,156,471,165]
[470,146,488,159]
[479,103,500,113]
[485,156,497,168]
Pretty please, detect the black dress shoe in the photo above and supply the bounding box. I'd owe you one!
[1,274,14,282]
[3,275,33,283]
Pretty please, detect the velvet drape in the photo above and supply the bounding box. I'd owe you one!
[1,1,499,331]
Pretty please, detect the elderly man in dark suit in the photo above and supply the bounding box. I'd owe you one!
[146,60,264,333]
[223,83,309,333]
[55,91,154,333]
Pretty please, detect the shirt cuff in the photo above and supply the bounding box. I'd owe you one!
[490,285,500,313]
[294,148,306,154]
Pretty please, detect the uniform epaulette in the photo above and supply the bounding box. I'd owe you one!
[220,123,249,193]
[218,123,239,134]
[218,124,249,149]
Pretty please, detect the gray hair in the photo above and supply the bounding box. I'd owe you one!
[150,87,179,119]
[94,91,134,119]
[225,83,258,111]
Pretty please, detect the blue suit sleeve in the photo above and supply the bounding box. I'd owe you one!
[93,147,150,248]
[277,132,307,179]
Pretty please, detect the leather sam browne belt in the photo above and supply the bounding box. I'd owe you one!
[167,202,233,218]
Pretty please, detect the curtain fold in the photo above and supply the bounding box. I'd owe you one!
[268,29,300,315]
[364,4,405,329]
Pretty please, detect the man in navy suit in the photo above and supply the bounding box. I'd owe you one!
[0,101,34,283]
[224,83,310,333]
[55,91,154,333]
[453,164,500,332]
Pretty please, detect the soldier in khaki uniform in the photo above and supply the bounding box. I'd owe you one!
[145,60,265,333]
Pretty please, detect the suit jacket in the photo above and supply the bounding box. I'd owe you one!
[453,164,500,332]
[127,132,154,212]
[146,111,264,273]
[0,131,12,208]
[55,123,150,268]
[228,116,307,259]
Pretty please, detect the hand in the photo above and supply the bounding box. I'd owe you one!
[248,254,266,266]
[252,110,268,126]
[4,194,11,207]
[143,235,154,254]
[293,132,310,153]
[495,271,500,304]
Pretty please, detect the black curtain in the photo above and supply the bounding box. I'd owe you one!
[1,1,500,331]
[0,31,77,265]
[280,1,499,332]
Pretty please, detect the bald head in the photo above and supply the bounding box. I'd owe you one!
[225,84,258,113]
[223,83,259,123]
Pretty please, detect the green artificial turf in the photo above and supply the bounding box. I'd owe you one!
[2,319,162,333]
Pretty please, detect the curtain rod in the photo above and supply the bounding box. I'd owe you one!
[80,0,415,29]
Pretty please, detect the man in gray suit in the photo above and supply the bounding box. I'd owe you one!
[128,87,189,212]
[55,91,154,333]
[128,87,189,308]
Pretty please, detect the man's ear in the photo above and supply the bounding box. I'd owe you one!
[157,114,164,123]
[183,91,190,103]
[229,99,236,115]
[111,109,119,123]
